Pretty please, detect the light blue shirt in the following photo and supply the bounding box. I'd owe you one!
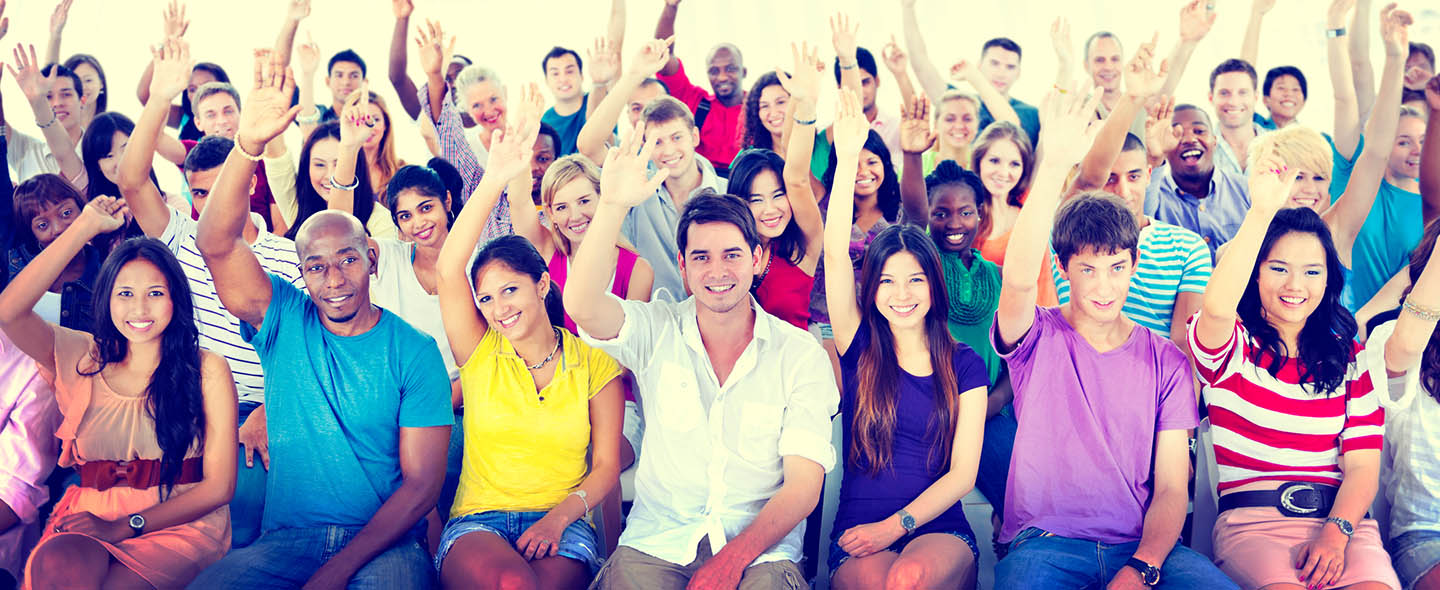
[620,156,727,302]
[1144,163,1252,258]
[1213,121,1268,176]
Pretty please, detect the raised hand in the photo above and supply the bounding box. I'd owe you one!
[1124,32,1170,99]
[392,0,413,19]
[516,82,547,131]
[1036,83,1104,167]
[832,88,870,158]
[882,35,909,75]
[1379,3,1413,57]
[600,121,667,208]
[485,100,541,183]
[415,19,455,78]
[899,94,937,154]
[236,51,302,154]
[1427,75,1440,112]
[588,37,621,87]
[82,196,129,235]
[7,44,52,105]
[297,32,320,75]
[285,0,311,22]
[1252,0,1277,14]
[1327,0,1356,28]
[830,13,859,62]
[775,41,822,102]
[948,59,982,86]
[1247,143,1298,213]
[148,37,195,103]
[1145,95,1180,158]
[1180,0,1218,43]
[0,0,8,42]
[1051,17,1073,61]
[630,37,673,78]
[163,0,189,39]
[338,82,372,149]
[49,0,72,36]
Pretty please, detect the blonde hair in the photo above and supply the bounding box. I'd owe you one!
[540,154,603,256]
[1248,124,1331,179]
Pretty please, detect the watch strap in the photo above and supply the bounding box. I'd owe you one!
[1125,557,1161,585]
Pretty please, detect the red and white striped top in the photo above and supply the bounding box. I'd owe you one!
[1188,317,1384,492]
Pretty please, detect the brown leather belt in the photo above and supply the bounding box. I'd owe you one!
[78,457,204,491]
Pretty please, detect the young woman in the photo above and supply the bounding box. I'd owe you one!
[967,121,1059,306]
[79,113,186,239]
[1191,147,1400,590]
[361,92,406,198]
[824,88,989,590]
[923,92,981,176]
[7,175,103,331]
[742,72,790,152]
[62,54,107,128]
[274,91,400,241]
[435,112,622,590]
[0,197,236,589]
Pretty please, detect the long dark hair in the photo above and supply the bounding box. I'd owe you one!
[730,149,805,266]
[63,53,108,114]
[180,63,230,141]
[386,165,455,229]
[742,72,785,150]
[80,238,205,496]
[850,224,960,476]
[1407,220,1440,402]
[285,121,376,240]
[1237,208,1356,395]
[823,130,901,223]
[82,112,160,200]
[470,235,564,328]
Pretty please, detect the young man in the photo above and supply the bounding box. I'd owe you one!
[654,1,745,174]
[565,128,836,589]
[1257,66,1307,130]
[833,47,903,169]
[530,123,560,205]
[627,79,669,128]
[1209,59,1266,174]
[992,88,1236,590]
[0,329,61,586]
[190,82,283,232]
[1404,42,1434,98]
[540,46,613,157]
[323,50,367,121]
[118,46,305,551]
[1143,104,1252,256]
[190,58,451,590]
[3,61,86,185]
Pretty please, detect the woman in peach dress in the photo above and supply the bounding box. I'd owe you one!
[0,197,237,589]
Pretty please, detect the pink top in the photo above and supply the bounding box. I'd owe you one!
[550,247,639,403]
[755,254,814,329]
[0,330,61,577]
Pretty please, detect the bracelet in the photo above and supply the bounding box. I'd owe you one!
[295,111,322,125]
[233,140,264,162]
[328,173,361,191]
[1052,84,1069,95]
[1326,27,1347,38]
[35,111,58,129]
[839,61,858,71]
[568,490,590,513]
[793,115,817,126]
[1403,299,1440,322]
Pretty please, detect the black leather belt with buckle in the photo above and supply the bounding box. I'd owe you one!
[1217,481,1339,517]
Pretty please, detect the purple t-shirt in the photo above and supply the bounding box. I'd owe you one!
[991,306,1198,544]
[833,320,991,539]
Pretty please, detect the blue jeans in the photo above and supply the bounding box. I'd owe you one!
[436,510,603,574]
[438,411,463,516]
[230,401,267,548]
[995,528,1237,590]
[1391,529,1440,588]
[188,526,433,589]
[976,405,1018,515]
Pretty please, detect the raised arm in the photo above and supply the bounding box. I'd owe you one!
[1325,5,1412,266]
[1144,96,1180,169]
[386,0,420,119]
[831,14,862,100]
[271,0,309,67]
[196,55,301,331]
[1160,0,1217,97]
[1050,17,1074,90]
[1350,0,1378,124]
[1193,145,1296,349]
[824,90,870,353]
[951,58,1021,126]
[0,197,124,374]
[586,37,622,119]
[881,36,918,105]
[777,42,826,274]
[7,44,84,187]
[900,0,948,104]
[897,94,936,224]
[994,86,1103,351]
[119,38,193,238]
[295,35,321,140]
[1422,76,1440,223]
[577,37,671,165]
[42,0,70,70]
[1387,238,1440,374]
[1077,35,1166,191]
[566,121,667,340]
[1329,0,1363,160]
[1240,0,1275,67]
[325,84,370,217]
[654,0,681,75]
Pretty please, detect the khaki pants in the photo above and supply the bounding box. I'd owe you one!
[590,539,805,590]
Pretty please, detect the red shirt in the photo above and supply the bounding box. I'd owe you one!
[656,59,743,171]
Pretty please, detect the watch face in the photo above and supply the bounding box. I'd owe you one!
[129,514,145,528]
[1143,568,1161,585]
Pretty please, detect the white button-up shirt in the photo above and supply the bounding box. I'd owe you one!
[6,129,62,183]
[580,294,838,567]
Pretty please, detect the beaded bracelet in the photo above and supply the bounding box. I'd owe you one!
[1403,299,1440,322]
[233,140,264,162]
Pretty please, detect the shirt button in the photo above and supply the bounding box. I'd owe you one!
[1198,203,1206,212]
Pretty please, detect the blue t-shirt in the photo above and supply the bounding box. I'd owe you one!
[1328,135,1423,312]
[541,93,590,157]
[242,274,453,531]
[833,319,990,540]
[978,96,1041,148]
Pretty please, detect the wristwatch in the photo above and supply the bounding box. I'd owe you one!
[895,510,917,535]
[1326,516,1355,537]
[1125,557,1161,586]
[128,513,146,538]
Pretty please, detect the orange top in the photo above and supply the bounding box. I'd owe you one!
[978,227,1059,307]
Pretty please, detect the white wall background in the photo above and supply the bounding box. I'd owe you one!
[2,0,1436,191]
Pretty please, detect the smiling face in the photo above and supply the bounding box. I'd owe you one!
[327,61,365,105]
[1263,74,1305,123]
[855,148,886,198]
[744,169,791,240]
[707,47,744,102]
[1256,231,1327,335]
[979,46,1021,95]
[874,251,932,331]
[473,261,551,341]
[72,62,103,110]
[1389,115,1426,181]
[531,134,557,201]
[938,98,979,150]
[1105,149,1150,220]
[928,184,981,253]
[1086,36,1123,93]
[361,102,387,152]
[548,176,601,247]
[99,131,128,186]
[545,53,583,103]
[463,80,507,134]
[679,221,760,313]
[1210,71,1257,130]
[393,189,450,248]
[297,221,376,324]
[47,76,84,132]
[195,92,240,139]
[1166,108,1217,178]
[757,84,790,138]
[1284,167,1329,212]
[29,198,82,247]
[109,259,174,344]
[307,137,341,201]
[646,118,700,180]
[1060,246,1135,323]
[977,139,1023,200]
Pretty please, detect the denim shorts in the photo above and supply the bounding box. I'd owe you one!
[826,529,979,575]
[1391,529,1440,589]
[435,510,603,574]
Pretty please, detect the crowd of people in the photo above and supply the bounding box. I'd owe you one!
[0,0,1438,589]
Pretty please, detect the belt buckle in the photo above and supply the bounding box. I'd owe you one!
[1279,483,1321,516]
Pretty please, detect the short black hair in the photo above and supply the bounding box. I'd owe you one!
[1174,103,1213,127]
[1411,42,1436,70]
[41,63,83,98]
[676,191,760,257]
[982,38,1023,61]
[426,156,465,213]
[541,46,583,74]
[1120,132,1145,153]
[1053,192,1139,268]
[1263,65,1308,99]
[328,49,366,77]
[833,47,879,84]
[1209,58,1258,92]
[183,135,234,173]
[643,77,670,95]
[537,122,561,153]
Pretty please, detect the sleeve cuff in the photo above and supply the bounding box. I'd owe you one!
[778,428,837,473]
[0,475,46,523]
[1363,320,1422,411]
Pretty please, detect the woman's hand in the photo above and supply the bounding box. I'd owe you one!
[52,511,132,544]
[832,89,869,159]
[516,511,570,561]
[1295,525,1349,589]
[836,519,906,559]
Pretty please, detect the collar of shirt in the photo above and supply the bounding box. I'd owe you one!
[651,155,725,204]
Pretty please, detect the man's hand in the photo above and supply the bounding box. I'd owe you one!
[686,557,744,590]
[1105,564,1152,590]
[775,41,822,102]
[1036,82,1104,167]
[49,0,72,37]
[149,37,194,104]
[238,405,270,470]
[836,519,906,559]
[7,44,53,107]
[630,37,673,79]
[1180,0,1218,43]
[1426,75,1440,112]
[948,59,983,88]
[882,34,909,76]
[600,120,667,208]
[899,94,937,154]
[1327,0,1356,29]
[1051,17,1073,61]
[236,50,302,155]
[1124,33,1169,100]
[588,37,622,88]
[1251,0,1277,15]
[163,0,189,39]
[301,560,356,590]
[830,13,859,63]
[297,32,321,76]
[1379,3,1413,58]
[484,89,542,183]
[1145,95,1179,160]
[285,0,311,23]
[415,19,454,79]
[392,0,413,20]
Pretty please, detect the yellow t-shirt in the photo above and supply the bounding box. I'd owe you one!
[451,328,622,518]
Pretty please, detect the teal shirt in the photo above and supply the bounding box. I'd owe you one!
[1329,135,1423,311]
[541,93,590,156]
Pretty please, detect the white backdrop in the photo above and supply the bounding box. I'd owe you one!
[1,0,1436,190]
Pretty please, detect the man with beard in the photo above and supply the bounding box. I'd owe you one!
[653,0,745,175]
[1144,105,1251,257]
